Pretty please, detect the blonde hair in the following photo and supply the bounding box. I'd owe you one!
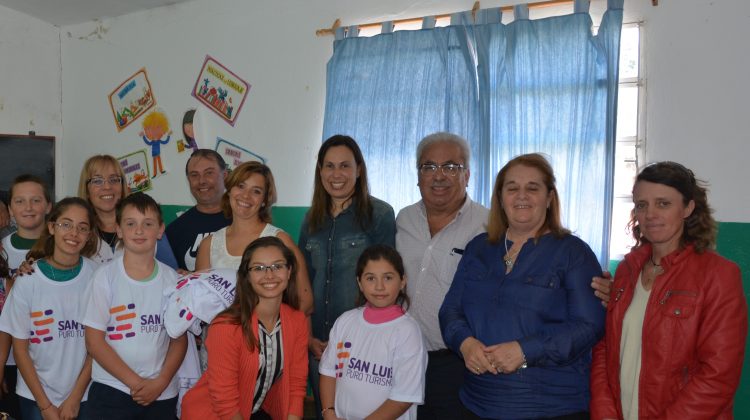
[77,155,129,201]
[142,109,169,133]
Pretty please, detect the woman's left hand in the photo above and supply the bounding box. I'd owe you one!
[484,341,525,374]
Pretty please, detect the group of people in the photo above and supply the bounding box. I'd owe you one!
[0,130,745,420]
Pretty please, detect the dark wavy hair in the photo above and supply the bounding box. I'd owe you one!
[487,153,569,243]
[629,161,716,252]
[355,245,410,310]
[307,135,372,233]
[28,197,98,261]
[216,236,300,352]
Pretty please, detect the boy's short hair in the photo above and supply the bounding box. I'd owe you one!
[10,174,52,203]
[116,192,163,225]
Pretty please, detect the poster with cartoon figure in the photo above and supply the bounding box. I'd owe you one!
[118,150,152,193]
[192,56,250,126]
[108,69,156,132]
[215,138,265,171]
[140,109,172,178]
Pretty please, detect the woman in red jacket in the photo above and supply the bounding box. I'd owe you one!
[590,161,747,419]
[182,236,308,420]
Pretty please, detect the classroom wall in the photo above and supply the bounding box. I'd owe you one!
[5,0,749,412]
[0,4,62,193]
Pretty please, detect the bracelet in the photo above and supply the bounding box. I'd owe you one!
[321,407,335,415]
[39,402,53,412]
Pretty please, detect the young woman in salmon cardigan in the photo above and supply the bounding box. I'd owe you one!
[181,236,308,420]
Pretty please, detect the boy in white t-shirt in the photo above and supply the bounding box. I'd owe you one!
[84,192,187,419]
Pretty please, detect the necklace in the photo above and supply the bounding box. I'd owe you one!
[503,233,519,270]
[649,254,663,276]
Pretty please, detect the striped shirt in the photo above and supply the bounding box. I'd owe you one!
[252,318,284,413]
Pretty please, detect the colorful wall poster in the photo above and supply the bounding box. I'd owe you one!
[118,150,152,193]
[215,138,265,171]
[192,56,250,126]
[108,68,156,132]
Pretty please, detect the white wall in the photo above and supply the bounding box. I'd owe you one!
[0,4,62,192]
[57,0,749,222]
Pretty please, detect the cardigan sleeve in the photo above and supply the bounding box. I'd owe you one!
[287,310,309,417]
[205,321,245,420]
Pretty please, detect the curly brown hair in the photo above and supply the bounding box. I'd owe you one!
[221,161,276,222]
[629,161,716,252]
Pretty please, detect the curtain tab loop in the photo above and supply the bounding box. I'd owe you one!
[334,27,345,40]
[450,11,473,26]
[422,16,436,29]
[346,25,360,38]
[381,21,394,34]
[476,8,502,24]
[608,0,625,10]
[574,0,590,13]
[513,5,530,21]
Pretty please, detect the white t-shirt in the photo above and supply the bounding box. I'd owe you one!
[1,233,34,366]
[1,234,29,273]
[83,256,180,399]
[319,308,427,420]
[0,258,96,406]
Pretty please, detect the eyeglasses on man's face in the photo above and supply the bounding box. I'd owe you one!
[87,176,123,187]
[54,221,91,235]
[248,263,289,275]
[418,163,465,177]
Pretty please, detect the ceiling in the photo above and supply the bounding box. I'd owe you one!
[0,0,194,27]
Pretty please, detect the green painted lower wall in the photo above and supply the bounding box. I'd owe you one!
[163,204,750,414]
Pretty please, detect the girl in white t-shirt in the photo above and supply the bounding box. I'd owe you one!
[84,192,186,419]
[319,245,427,420]
[0,196,99,419]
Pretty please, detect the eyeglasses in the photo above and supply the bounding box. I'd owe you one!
[87,176,123,187]
[248,263,289,274]
[418,163,465,177]
[55,221,91,235]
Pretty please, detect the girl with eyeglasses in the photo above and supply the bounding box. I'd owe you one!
[182,236,308,420]
[0,197,99,419]
[78,154,178,268]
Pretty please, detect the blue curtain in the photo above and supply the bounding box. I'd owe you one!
[322,0,623,265]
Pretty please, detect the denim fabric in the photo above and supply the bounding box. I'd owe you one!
[298,196,395,341]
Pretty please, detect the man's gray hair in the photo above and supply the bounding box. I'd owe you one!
[416,132,471,169]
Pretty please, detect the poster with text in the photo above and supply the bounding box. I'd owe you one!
[118,150,152,193]
[215,138,265,171]
[108,68,156,132]
[192,56,250,126]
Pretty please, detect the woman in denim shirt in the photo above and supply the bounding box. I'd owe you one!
[298,135,395,419]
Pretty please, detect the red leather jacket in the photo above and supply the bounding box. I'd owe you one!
[591,243,747,419]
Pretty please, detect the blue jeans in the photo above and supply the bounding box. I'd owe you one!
[19,396,91,420]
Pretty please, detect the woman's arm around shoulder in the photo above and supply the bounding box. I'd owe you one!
[369,197,396,247]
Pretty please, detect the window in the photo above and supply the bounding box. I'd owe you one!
[610,23,643,259]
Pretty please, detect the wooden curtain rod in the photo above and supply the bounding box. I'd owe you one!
[316,0,578,36]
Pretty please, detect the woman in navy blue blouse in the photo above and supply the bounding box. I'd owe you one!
[439,153,605,419]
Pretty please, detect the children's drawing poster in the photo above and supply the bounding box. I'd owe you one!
[108,69,156,132]
[192,56,250,126]
[118,150,152,193]
[215,138,265,171]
